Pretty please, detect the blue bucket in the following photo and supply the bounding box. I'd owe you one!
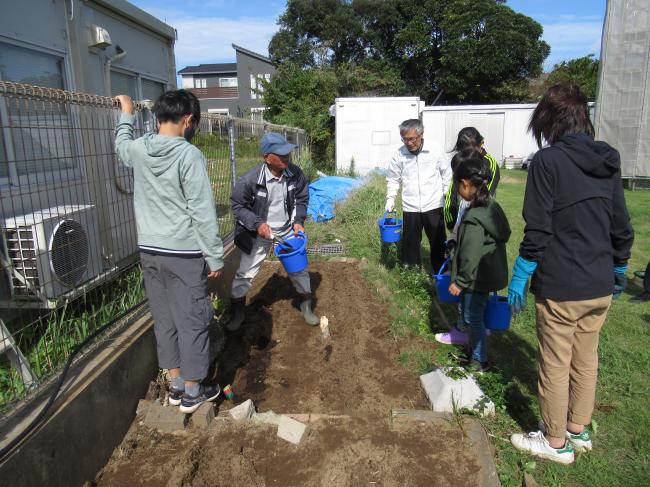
[377,211,402,243]
[484,293,512,331]
[273,232,308,273]
[434,259,459,303]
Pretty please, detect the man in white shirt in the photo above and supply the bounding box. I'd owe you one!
[385,119,452,272]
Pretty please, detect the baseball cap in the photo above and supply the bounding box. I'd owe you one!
[259,132,296,156]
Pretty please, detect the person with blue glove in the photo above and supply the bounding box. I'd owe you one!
[508,82,634,465]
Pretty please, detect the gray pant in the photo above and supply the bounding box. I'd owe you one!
[141,252,213,381]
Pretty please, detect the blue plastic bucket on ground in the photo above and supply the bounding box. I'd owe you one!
[377,211,402,243]
[273,232,308,273]
[434,259,459,303]
[484,293,512,331]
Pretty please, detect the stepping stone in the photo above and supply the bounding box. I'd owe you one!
[228,399,256,423]
[277,415,308,445]
[420,368,495,417]
[193,402,215,428]
[143,401,187,433]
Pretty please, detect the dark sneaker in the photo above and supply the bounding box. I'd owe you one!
[168,386,184,406]
[179,384,221,414]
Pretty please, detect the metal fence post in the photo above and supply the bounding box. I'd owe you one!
[228,117,237,189]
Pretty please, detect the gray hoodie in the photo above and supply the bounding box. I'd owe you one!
[115,113,223,271]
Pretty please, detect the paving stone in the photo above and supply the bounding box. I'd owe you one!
[420,368,495,417]
[277,415,308,445]
[136,399,154,416]
[143,401,187,433]
[193,402,215,428]
[251,410,281,425]
[228,399,256,423]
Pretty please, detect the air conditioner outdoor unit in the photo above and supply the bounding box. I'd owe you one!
[2,205,103,305]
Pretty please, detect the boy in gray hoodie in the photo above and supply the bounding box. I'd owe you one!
[115,90,223,413]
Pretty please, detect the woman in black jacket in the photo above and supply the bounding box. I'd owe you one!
[508,82,634,464]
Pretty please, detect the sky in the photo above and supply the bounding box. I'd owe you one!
[129,0,607,77]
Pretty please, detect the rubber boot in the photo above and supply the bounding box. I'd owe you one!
[226,297,246,331]
[299,293,319,326]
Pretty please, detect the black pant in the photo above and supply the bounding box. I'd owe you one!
[401,208,446,271]
[644,261,650,293]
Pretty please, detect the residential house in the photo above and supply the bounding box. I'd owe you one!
[178,44,275,120]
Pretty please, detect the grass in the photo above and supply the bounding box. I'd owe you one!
[0,265,146,413]
[304,170,650,486]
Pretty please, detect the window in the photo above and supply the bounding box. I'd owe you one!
[0,41,78,185]
[208,108,229,115]
[250,73,271,99]
[142,79,165,101]
[251,108,266,122]
[219,78,238,88]
[110,70,137,98]
[194,78,206,89]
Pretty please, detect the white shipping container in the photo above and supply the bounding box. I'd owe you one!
[333,97,421,174]
[421,104,540,164]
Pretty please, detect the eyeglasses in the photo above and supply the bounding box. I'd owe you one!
[401,135,421,143]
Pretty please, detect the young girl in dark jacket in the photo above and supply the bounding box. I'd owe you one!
[445,157,511,371]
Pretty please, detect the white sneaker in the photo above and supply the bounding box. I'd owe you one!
[538,420,593,452]
[510,431,575,464]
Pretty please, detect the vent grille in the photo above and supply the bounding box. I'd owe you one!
[50,220,89,286]
[5,227,39,296]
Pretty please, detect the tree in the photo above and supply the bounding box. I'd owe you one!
[541,55,600,101]
[269,0,550,104]
[265,0,550,167]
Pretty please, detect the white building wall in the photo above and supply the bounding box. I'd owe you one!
[334,97,421,174]
[422,104,539,163]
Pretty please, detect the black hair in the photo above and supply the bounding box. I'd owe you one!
[529,81,594,148]
[153,89,201,125]
[453,127,485,153]
[453,156,491,208]
[450,147,485,173]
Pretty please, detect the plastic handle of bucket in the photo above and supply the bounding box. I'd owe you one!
[437,258,451,276]
[383,210,396,220]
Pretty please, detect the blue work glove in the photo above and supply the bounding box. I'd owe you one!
[508,256,538,314]
[613,264,628,300]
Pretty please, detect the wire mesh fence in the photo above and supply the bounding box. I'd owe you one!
[0,81,307,415]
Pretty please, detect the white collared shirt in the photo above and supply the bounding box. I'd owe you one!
[264,165,290,231]
[386,140,452,213]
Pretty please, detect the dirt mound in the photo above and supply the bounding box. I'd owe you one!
[96,262,485,486]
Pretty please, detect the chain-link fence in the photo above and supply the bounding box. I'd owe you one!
[0,80,306,415]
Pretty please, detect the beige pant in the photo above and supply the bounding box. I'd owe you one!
[535,295,612,438]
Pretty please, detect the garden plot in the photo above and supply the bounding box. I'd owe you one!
[95,261,490,486]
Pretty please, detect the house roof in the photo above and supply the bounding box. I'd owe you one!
[178,63,238,75]
[232,44,274,65]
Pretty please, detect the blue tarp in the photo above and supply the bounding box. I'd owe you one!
[307,176,363,222]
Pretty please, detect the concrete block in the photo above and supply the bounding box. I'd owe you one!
[251,410,281,425]
[524,473,538,487]
[136,399,154,416]
[143,401,187,433]
[277,415,308,445]
[228,399,255,423]
[192,402,215,428]
[420,368,495,417]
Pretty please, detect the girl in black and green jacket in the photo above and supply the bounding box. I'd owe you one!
[443,127,500,231]
[444,157,511,371]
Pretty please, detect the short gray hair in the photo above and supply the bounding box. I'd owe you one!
[399,119,424,135]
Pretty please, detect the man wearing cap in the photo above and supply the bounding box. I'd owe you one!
[226,132,318,330]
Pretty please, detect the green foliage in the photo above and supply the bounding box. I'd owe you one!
[269,0,549,104]
[543,55,600,101]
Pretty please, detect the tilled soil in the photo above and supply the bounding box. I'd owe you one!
[96,261,485,487]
